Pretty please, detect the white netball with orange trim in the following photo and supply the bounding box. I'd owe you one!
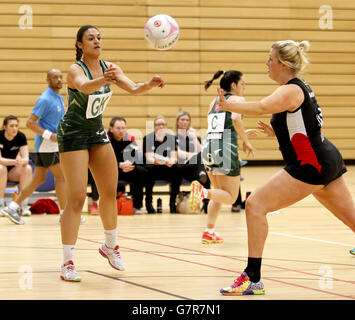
[144,14,179,50]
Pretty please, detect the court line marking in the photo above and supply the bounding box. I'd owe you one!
[86,270,192,300]
[78,236,355,300]
[117,235,355,285]
[234,227,355,247]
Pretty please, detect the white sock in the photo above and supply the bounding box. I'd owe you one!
[205,228,215,234]
[104,229,117,249]
[0,198,4,207]
[9,201,20,210]
[63,244,75,264]
[60,209,64,216]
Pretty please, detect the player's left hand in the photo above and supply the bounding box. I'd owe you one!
[243,141,255,157]
[104,65,119,82]
[148,75,165,88]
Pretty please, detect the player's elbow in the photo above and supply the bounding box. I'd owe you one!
[257,100,270,115]
[130,90,141,96]
[130,85,146,95]
[26,118,35,129]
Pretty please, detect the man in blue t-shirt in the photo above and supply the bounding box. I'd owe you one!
[2,69,85,224]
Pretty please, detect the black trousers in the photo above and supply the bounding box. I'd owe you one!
[232,186,242,206]
[176,153,210,189]
[144,164,181,206]
[88,170,99,201]
[88,165,147,209]
[117,165,147,209]
[176,163,210,189]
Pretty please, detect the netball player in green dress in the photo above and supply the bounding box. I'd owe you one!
[189,70,255,244]
[58,25,164,282]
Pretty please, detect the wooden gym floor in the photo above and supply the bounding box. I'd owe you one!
[0,165,354,301]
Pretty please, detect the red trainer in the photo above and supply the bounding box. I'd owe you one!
[189,180,206,212]
[89,201,99,215]
[202,231,223,244]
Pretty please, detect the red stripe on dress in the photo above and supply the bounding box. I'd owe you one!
[291,133,322,173]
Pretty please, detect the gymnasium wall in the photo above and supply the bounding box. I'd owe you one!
[1,0,354,160]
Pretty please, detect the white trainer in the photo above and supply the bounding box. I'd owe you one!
[60,260,81,282]
[21,206,31,216]
[99,244,125,271]
[1,206,24,224]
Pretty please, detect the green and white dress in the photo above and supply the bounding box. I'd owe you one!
[201,94,240,176]
[57,60,112,153]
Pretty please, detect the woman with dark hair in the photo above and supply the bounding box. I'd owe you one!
[57,25,165,282]
[0,115,32,224]
[189,70,255,244]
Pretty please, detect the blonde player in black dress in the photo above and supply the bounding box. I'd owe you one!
[217,40,355,296]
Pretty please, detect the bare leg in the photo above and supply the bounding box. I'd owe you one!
[0,165,8,200]
[245,169,322,258]
[88,144,118,231]
[207,172,240,205]
[206,172,240,229]
[49,163,66,210]
[312,176,355,232]
[13,166,48,205]
[60,150,89,245]
[7,165,33,193]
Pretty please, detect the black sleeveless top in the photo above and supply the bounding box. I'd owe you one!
[270,78,346,185]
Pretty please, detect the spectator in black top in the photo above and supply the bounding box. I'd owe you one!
[143,116,181,213]
[0,115,32,220]
[175,110,210,212]
[87,116,147,214]
[108,116,146,214]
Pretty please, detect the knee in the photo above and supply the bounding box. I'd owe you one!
[98,184,117,199]
[24,164,32,176]
[245,196,265,217]
[0,165,7,177]
[67,196,86,212]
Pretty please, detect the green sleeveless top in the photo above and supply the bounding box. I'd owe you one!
[206,94,237,145]
[59,60,111,134]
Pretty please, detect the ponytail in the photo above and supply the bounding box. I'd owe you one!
[204,70,224,91]
[75,42,82,61]
[204,70,243,92]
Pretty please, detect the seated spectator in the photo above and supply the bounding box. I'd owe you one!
[87,116,147,214]
[175,110,210,212]
[108,116,147,214]
[0,115,32,217]
[143,116,181,213]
